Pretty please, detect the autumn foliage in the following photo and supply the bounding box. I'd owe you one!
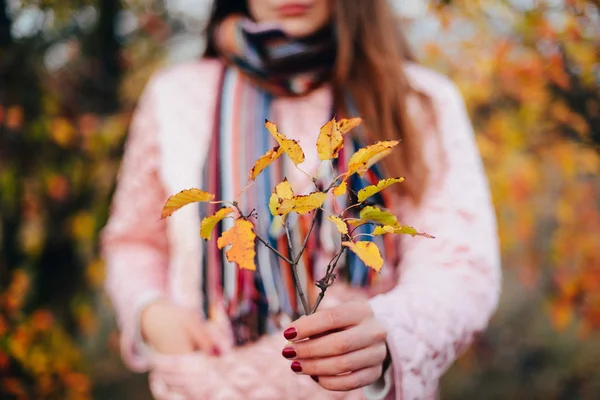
[161,118,432,314]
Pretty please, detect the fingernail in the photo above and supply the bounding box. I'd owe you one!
[211,346,221,356]
[282,347,297,359]
[291,361,302,373]
[283,327,297,340]
[311,375,319,383]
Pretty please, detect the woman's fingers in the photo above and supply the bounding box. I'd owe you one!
[283,323,387,359]
[185,317,221,355]
[289,343,387,377]
[317,365,384,392]
[285,301,373,341]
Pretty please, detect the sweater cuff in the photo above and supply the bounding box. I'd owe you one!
[363,364,393,400]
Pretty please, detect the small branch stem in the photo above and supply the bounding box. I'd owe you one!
[310,247,347,314]
[284,221,295,261]
[255,233,294,265]
[294,212,319,265]
[353,233,376,239]
[285,221,310,315]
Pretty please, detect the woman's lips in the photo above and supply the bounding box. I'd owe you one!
[277,3,311,17]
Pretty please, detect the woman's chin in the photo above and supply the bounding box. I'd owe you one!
[278,20,327,38]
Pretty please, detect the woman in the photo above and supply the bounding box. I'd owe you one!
[101,0,501,399]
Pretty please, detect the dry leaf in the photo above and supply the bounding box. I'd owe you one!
[277,192,327,215]
[316,117,363,161]
[336,117,362,134]
[217,218,257,271]
[357,177,405,203]
[265,120,305,165]
[373,225,434,239]
[332,181,348,196]
[200,207,234,240]
[162,188,215,218]
[316,118,344,160]
[269,179,294,216]
[342,241,384,272]
[348,206,399,227]
[327,215,348,235]
[347,141,399,177]
[249,146,284,181]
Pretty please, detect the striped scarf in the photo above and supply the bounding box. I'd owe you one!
[202,16,399,345]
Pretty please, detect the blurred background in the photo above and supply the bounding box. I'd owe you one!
[0,0,599,399]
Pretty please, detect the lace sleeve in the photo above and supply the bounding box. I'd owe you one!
[368,78,502,399]
[100,77,170,372]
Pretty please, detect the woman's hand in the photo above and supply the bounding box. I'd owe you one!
[140,299,221,355]
[281,301,390,391]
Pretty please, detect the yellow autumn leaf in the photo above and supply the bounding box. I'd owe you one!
[200,207,234,240]
[265,120,305,165]
[332,181,348,196]
[162,188,215,218]
[347,140,399,177]
[372,225,434,239]
[316,118,343,160]
[348,206,399,227]
[217,218,257,271]
[336,117,362,134]
[342,241,384,272]
[357,177,405,203]
[269,179,295,216]
[327,215,348,235]
[277,192,327,215]
[249,146,284,181]
[316,117,363,161]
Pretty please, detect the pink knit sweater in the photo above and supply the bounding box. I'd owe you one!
[100,59,501,400]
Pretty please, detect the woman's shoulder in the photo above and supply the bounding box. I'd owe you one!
[143,58,224,101]
[404,62,464,106]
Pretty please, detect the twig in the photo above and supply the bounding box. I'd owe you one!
[341,203,362,217]
[294,211,319,265]
[324,172,347,192]
[295,164,319,190]
[285,221,310,315]
[255,233,294,265]
[310,248,347,314]
[353,233,376,239]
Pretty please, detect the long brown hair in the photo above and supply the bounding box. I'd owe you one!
[204,0,429,203]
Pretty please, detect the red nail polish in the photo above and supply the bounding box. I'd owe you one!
[283,327,297,340]
[282,347,297,359]
[291,361,302,373]
[311,375,319,383]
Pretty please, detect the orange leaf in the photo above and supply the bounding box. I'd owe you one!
[200,207,234,240]
[316,117,363,161]
[336,117,362,134]
[327,216,348,235]
[332,181,348,196]
[217,218,257,271]
[265,120,305,165]
[347,141,399,177]
[249,146,284,181]
[316,118,343,160]
[162,188,215,218]
[342,241,384,272]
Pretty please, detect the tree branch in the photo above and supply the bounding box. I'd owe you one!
[294,211,319,265]
[285,221,310,315]
[310,247,347,314]
[255,233,294,265]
